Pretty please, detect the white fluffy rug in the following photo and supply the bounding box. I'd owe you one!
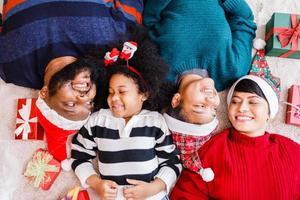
[0,0,300,199]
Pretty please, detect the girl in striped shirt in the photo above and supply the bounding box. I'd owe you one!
[71,33,182,200]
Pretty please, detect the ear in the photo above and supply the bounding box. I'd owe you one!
[39,86,49,99]
[141,92,149,102]
[171,93,181,108]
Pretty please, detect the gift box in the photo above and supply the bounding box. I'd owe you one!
[265,12,300,59]
[24,149,61,190]
[15,98,44,140]
[60,186,90,200]
[286,85,300,126]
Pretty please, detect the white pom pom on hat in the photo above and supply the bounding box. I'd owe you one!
[61,159,73,171]
[253,38,266,50]
[199,167,215,182]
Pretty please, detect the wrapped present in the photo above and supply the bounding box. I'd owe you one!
[286,85,300,126]
[265,13,300,59]
[15,98,44,140]
[60,186,90,200]
[24,149,61,190]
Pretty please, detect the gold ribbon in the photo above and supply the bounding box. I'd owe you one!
[24,150,59,188]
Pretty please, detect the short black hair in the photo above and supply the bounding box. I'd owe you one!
[166,104,189,122]
[48,56,107,110]
[94,26,170,111]
[234,79,267,101]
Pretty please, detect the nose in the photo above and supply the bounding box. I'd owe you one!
[76,84,96,104]
[204,95,220,108]
[111,93,120,101]
[76,93,90,103]
[238,101,249,112]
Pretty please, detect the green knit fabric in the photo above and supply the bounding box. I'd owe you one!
[143,0,257,91]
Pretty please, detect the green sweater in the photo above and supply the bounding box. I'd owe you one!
[143,0,257,91]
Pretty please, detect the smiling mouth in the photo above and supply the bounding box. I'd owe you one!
[112,104,124,111]
[235,116,253,121]
[192,110,211,116]
[72,82,91,92]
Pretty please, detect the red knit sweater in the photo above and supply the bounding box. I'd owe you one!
[170,128,300,200]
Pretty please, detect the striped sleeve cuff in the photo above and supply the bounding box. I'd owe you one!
[222,0,241,12]
[155,166,178,194]
[74,162,98,188]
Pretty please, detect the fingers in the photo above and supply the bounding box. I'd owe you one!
[107,180,118,189]
[102,185,117,200]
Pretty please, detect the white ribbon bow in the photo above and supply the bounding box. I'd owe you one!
[15,99,37,140]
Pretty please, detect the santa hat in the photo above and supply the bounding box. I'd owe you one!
[36,97,88,170]
[123,41,138,51]
[227,39,281,119]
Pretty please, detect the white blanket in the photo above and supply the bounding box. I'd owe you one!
[0,0,299,199]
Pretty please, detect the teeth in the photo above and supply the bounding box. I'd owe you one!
[204,88,214,93]
[236,116,252,120]
[75,83,88,88]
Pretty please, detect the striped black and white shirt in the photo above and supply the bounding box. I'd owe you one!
[71,109,182,197]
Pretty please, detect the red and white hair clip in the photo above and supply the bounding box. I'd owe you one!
[103,41,138,66]
[104,48,120,66]
[120,41,138,61]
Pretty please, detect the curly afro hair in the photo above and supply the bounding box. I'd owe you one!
[92,26,170,111]
[48,55,107,111]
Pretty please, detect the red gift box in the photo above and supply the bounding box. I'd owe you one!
[286,85,300,126]
[60,187,90,200]
[24,149,61,190]
[15,98,44,140]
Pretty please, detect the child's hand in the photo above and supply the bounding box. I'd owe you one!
[123,178,166,200]
[87,175,118,200]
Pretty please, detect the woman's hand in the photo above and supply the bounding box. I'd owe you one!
[87,175,118,200]
[123,178,166,200]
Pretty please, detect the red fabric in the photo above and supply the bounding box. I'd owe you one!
[36,108,77,161]
[170,128,300,200]
[78,190,90,200]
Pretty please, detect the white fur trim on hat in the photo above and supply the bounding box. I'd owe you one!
[163,113,218,136]
[253,39,266,50]
[36,97,89,130]
[227,75,279,119]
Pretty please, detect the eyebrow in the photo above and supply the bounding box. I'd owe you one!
[109,85,128,89]
[232,95,261,99]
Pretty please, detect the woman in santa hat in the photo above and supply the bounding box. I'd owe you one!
[169,49,300,200]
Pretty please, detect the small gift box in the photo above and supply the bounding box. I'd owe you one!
[24,149,61,190]
[15,98,44,140]
[286,85,300,126]
[265,12,300,59]
[60,186,90,200]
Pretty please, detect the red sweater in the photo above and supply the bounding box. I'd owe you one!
[170,128,300,200]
